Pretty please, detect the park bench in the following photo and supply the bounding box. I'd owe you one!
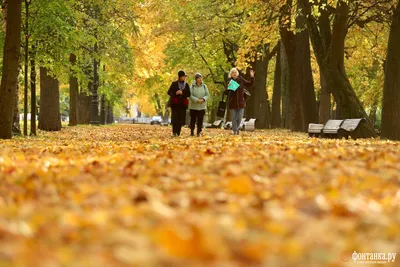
[207,120,223,129]
[321,119,344,138]
[337,118,367,139]
[308,123,324,137]
[244,118,256,132]
[308,118,369,139]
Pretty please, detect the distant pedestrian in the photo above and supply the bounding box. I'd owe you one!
[168,70,191,137]
[224,68,255,135]
[189,73,210,136]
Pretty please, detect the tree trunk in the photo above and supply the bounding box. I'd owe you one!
[280,41,291,129]
[319,71,330,124]
[296,0,318,129]
[4,1,21,136]
[100,95,106,125]
[244,64,256,120]
[163,100,170,122]
[13,82,21,135]
[38,67,61,131]
[154,93,163,116]
[210,105,216,123]
[23,0,29,136]
[107,102,114,124]
[69,53,78,126]
[302,0,377,137]
[0,0,22,139]
[369,103,378,128]
[30,48,36,135]
[381,0,400,140]
[253,45,271,129]
[90,55,100,125]
[280,1,303,132]
[271,42,282,129]
[78,90,91,124]
[90,16,100,125]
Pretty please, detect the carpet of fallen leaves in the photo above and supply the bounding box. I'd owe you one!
[1,124,400,267]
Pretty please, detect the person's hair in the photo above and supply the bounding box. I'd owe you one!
[228,68,239,78]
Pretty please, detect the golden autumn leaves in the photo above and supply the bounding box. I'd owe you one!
[0,125,400,266]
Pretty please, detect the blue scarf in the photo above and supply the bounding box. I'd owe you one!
[178,81,186,91]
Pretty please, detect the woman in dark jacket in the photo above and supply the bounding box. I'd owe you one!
[224,68,255,135]
[168,70,191,136]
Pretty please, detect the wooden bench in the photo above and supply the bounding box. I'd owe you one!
[244,119,256,132]
[337,118,367,139]
[308,123,324,137]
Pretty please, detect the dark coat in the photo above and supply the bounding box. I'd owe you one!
[168,81,191,110]
[225,76,254,110]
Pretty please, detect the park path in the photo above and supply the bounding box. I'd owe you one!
[0,125,399,266]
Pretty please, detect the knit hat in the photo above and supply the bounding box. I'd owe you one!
[195,73,202,80]
[178,70,187,77]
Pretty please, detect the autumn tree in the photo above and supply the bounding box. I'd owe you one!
[0,0,22,139]
[382,0,400,140]
[278,0,317,132]
[1,1,22,136]
[299,0,396,137]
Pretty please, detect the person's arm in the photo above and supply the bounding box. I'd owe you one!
[241,76,255,87]
[168,82,175,97]
[202,84,210,101]
[183,84,191,97]
[241,70,255,87]
[189,85,199,102]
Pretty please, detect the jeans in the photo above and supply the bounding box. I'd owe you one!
[231,108,244,134]
[190,109,206,135]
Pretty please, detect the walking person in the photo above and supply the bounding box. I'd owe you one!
[168,70,191,137]
[189,73,210,136]
[224,68,255,135]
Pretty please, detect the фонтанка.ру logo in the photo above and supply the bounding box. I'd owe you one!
[345,251,397,264]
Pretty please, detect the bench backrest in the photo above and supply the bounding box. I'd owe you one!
[244,118,256,131]
[323,120,344,134]
[340,118,366,132]
[308,123,324,133]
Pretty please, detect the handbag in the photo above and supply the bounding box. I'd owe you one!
[244,88,251,100]
[217,93,228,118]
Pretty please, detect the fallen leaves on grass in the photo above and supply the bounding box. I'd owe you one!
[0,124,400,266]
